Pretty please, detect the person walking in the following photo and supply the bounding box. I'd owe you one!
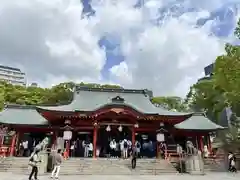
[122,139,128,159]
[228,152,237,172]
[131,146,138,169]
[28,149,41,180]
[51,149,63,179]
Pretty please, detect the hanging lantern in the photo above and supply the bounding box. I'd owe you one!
[118,125,123,132]
[106,125,111,132]
[156,133,165,142]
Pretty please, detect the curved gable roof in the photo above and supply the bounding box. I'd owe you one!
[174,112,224,130]
[0,104,48,125]
[37,87,191,116]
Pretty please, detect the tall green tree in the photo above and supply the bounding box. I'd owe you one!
[186,18,240,150]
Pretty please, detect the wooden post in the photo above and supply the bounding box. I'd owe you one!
[52,131,57,149]
[10,133,17,156]
[93,125,98,158]
[198,136,204,152]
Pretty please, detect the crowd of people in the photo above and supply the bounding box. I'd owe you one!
[14,135,238,180]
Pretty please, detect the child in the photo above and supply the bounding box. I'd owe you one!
[63,148,68,160]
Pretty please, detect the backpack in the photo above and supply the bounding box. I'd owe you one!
[123,141,128,148]
[136,142,140,148]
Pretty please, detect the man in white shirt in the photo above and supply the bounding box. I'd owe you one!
[23,140,28,157]
[110,139,117,158]
[88,142,93,157]
[122,139,128,159]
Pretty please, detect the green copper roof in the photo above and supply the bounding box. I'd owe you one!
[37,87,191,116]
[174,113,224,130]
[0,105,48,125]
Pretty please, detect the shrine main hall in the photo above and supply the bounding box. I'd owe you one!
[0,86,223,158]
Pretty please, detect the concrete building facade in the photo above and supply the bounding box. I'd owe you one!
[0,65,26,86]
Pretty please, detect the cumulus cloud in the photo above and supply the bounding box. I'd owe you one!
[0,0,239,97]
[0,0,106,86]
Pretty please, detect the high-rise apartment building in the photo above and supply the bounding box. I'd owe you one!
[0,65,26,86]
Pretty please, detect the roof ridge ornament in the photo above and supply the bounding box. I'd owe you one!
[111,96,125,103]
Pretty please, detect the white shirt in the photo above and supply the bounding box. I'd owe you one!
[88,143,93,151]
[127,140,132,149]
[110,141,117,149]
[23,141,28,149]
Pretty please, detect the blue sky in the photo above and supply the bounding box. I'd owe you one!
[81,0,240,79]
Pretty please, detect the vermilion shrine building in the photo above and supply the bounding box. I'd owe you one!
[0,86,223,158]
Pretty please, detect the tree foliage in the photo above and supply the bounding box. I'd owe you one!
[151,96,187,112]
[186,18,240,120]
[185,18,240,150]
[0,81,123,111]
[0,80,185,114]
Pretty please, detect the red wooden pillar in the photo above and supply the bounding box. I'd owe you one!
[10,132,18,156]
[131,126,135,146]
[52,131,57,149]
[93,125,98,158]
[198,136,204,151]
[0,134,2,147]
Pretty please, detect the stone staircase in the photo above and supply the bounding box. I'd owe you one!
[59,158,177,175]
[0,157,177,175]
[203,158,226,172]
[0,157,30,174]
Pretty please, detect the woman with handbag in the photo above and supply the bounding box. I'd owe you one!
[28,149,41,180]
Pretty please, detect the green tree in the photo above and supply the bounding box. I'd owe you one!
[185,78,226,122]
[0,81,123,111]
[186,18,240,151]
[151,96,187,112]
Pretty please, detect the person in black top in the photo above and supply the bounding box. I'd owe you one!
[131,146,138,169]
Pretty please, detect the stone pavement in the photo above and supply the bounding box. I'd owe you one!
[1,172,240,180]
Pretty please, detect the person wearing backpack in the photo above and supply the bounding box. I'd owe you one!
[131,146,138,169]
[28,149,41,180]
[122,139,128,159]
[135,141,141,158]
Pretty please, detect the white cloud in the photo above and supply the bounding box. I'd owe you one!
[106,0,237,96]
[0,0,105,86]
[0,0,239,97]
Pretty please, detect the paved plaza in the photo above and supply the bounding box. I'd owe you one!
[1,172,240,180]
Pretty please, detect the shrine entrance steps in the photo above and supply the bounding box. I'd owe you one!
[0,157,177,175]
[60,158,177,175]
[203,158,226,172]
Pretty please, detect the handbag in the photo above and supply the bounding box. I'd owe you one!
[28,153,36,166]
[28,161,35,166]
